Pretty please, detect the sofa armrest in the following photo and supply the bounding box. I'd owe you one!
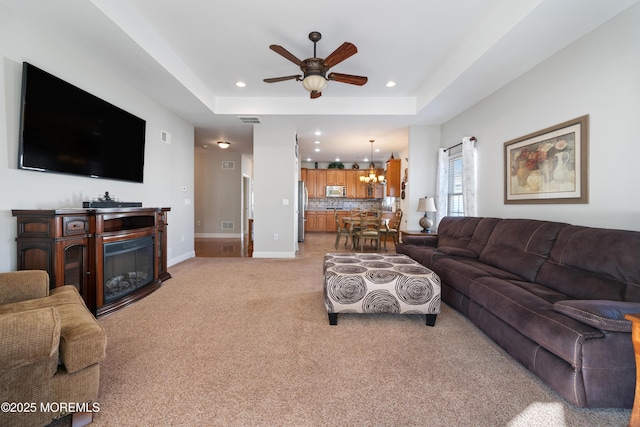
[553,300,640,332]
[0,307,60,372]
[0,271,50,305]
[402,235,438,247]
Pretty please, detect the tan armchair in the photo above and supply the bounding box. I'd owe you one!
[0,271,106,427]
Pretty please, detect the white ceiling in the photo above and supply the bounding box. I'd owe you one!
[2,0,637,164]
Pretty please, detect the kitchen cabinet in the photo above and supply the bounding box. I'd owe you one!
[385,158,401,197]
[305,210,350,232]
[346,170,358,198]
[306,169,326,198]
[326,169,346,186]
[317,213,327,231]
[356,170,384,198]
[305,211,317,231]
[306,170,319,198]
[302,168,384,199]
[315,171,326,197]
[306,170,316,198]
[356,171,368,198]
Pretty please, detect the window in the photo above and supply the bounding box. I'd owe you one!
[448,155,464,216]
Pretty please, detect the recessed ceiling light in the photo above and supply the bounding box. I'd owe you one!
[314,130,322,136]
[335,157,340,162]
[374,148,380,152]
[235,81,246,88]
[202,144,209,149]
[314,148,320,152]
[306,157,312,161]
[386,81,396,87]
[314,140,320,144]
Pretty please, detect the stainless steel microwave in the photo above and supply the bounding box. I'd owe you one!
[326,185,346,198]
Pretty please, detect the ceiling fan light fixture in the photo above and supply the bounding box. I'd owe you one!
[302,74,327,93]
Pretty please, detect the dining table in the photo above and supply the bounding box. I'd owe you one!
[341,216,389,251]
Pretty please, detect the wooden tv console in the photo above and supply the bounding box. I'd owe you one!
[12,207,170,317]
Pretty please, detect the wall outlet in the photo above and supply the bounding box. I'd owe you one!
[273,233,279,240]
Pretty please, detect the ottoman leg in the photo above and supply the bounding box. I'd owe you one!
[328,313,338,325]
[426,314,437,327]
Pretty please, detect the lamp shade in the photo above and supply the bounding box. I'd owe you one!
[302,75,327,93]
[417,197,437,213]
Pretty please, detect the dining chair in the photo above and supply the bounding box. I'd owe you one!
[334,209,351,249]
[355,211,383,251]
[381,209,403,251]
[349,208,363,237]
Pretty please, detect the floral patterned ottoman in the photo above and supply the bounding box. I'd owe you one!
[323,253,441,326]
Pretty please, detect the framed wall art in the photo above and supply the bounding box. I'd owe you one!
[504,115,589,204]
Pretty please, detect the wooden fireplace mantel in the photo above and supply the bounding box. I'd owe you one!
[12,207,171,316]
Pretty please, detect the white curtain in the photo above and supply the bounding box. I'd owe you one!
[435,148,448,228]
[461,137,477,216]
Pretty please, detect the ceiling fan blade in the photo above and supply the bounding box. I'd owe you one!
[310,91,322,99]
[269,45,305,67]
[263,75,302,83]
[328,73,368,86]
[323,42,357,68]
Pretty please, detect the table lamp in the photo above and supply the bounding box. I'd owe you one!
[417,197,437,232]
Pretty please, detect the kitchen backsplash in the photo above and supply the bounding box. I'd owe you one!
[307,198,396,211]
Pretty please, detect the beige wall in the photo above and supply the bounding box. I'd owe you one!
[441,2,640,231]
[194,150,243,237]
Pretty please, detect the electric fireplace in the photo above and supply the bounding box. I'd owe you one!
[103,236,154,304]
[12,207,171,317]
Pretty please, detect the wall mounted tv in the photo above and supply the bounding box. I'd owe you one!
[19,62,146,183]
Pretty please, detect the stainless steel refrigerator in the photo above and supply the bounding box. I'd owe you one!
[298,180,308,242]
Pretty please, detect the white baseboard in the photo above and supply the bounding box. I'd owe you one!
[168,251,195,267]
[252,251,296,259]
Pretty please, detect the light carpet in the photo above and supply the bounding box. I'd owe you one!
[82,251,630,426]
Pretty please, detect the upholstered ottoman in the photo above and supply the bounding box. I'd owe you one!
[323,253,441,326]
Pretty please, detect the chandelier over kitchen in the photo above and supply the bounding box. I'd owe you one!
[360,140,386,187]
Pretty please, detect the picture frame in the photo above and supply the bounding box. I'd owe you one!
[504,115,589,204]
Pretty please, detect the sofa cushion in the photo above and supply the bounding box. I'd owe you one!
[479,219,566,282]
[401,235,438,247]
[48,287,107,373]
[436,246,478,259]
[0,286,106,374]
[432,257,524,299]
[466,217,501,255]
[396,243,437,269]
[553,300,640,332]
[469,276,603,367]
[537,225,640,302]
[0,270,49,305]
[436,216,484,249]
[0,307,60,373]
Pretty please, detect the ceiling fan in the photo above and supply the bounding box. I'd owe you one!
[263,31,368,99]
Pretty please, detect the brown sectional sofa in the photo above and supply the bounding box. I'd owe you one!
[396,216,640,408]
[0,270,106,427]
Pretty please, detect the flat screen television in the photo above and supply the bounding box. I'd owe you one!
[18,62,146,183]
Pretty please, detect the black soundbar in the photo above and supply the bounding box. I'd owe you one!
[82,201,142,208]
